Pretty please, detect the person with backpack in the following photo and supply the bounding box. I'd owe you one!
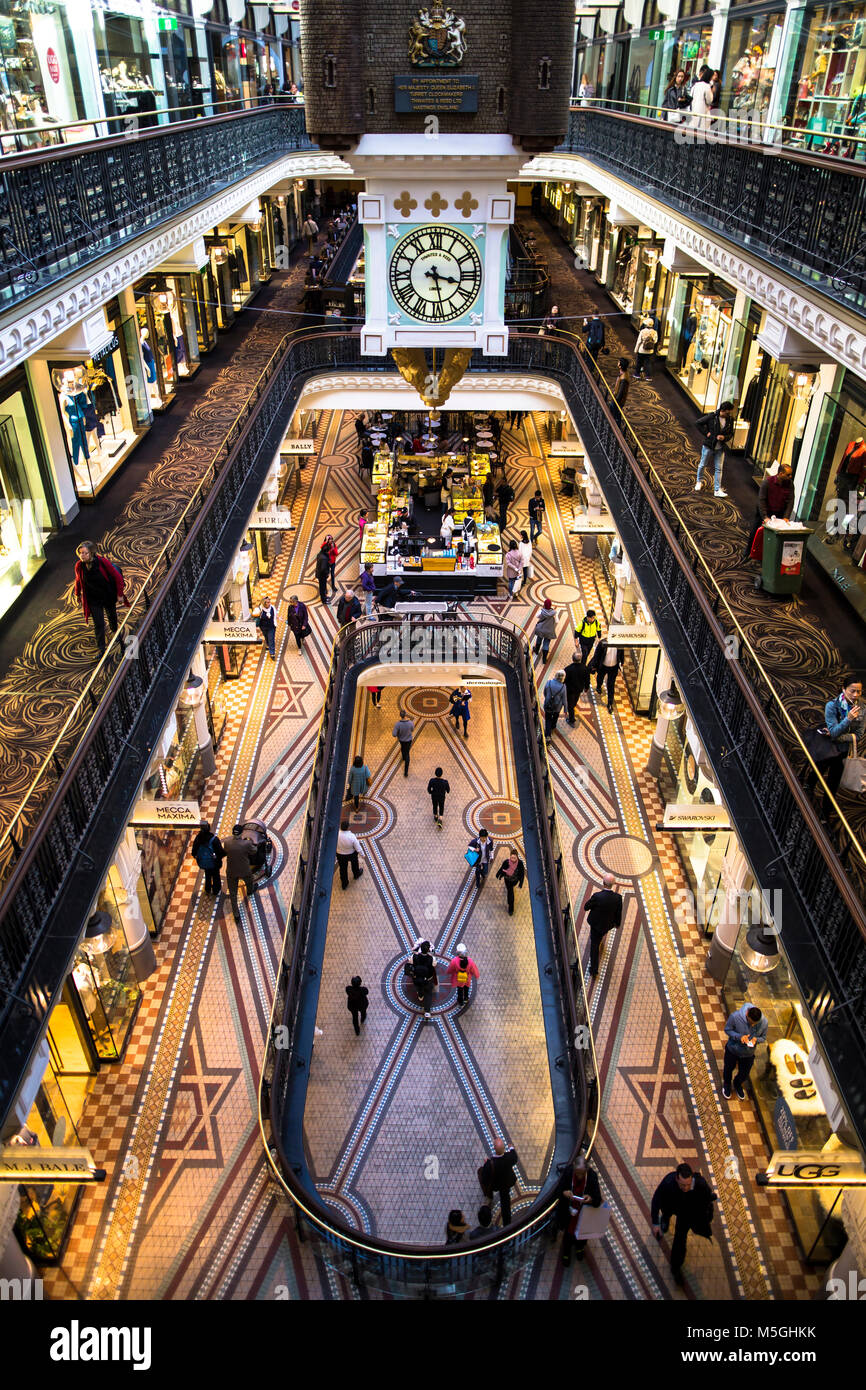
[315,544,330,604]
[574,610,600,665]
[74,541,129,656]
[651,1162,716,1286]
[191,819,224,895]
[543,670,567,738]
[495,847,525,915]
[634,316,658,381]
[427,766,451,827]
[256,597,278,659]
[583,313,606,373]
[345,975,369,1036]
[466,828,493,890]
[446,943,479,1006]
[409,939,438,1021]
[478,1137,520,1227]
[346,754,371,810]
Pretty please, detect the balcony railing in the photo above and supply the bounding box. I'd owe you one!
[0,104,314,313]
[558,105,866,316]
[258,615,597,1295]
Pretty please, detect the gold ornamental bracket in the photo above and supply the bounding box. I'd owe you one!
[390,347,473,408]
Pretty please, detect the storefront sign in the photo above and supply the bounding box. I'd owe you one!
[606,622,657,646]
[158,16,179,29]
[0,1146,105,1182]
[780,539,804,575]
[45,48,60,84]
[549,443,584,456]
[662,803,731,831]
[648,28,664,40]
[203,622,260,645]
[773,1096,798,1151]
[247,511,293,531]
[130,800,201,829]
[90,333,119,364]
[394,73,479,113]
[281,439,315,454]
[569,515,617,534]
[758,1149,866,1187]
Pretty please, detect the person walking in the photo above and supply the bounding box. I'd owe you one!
[301,213,318,253]
[346,755,371,811]
[478,1137,519,1227]
[336,588,362,625]
[368,685,383,708]
[564,650,591,724]
[745,464,794,560]
[504,538,523,596]
[285,595,311,652]
[323,535,338,596]
[543,670,567,738]
[651,1163,716,1286]
[446,946,479,1006]
[721,1002,768,1100]
[517,530,533,587]
[690,64,715,130]
[591,638,623,712]
[345,975,369,1035]
[353,411,367,445]
[695,400,734,497]
[223,824,258,922]
[497,478,515,530]
[360,562,377,617]
[409,939,438,1020]
[495,846,525,915]
[256,597,278,659]
[427,766,450,827]
[528,489,546,542]
[634,317,658,381]
[440,509,456,548]
[662,68,689,122]
[192,819,224,895]
[574,609,600,665]
[583,312,606,373]
[532,598,559,662]
[613,357,630,411]
[74,541,128,656]
[335,818,365,889]
[466,827,493,889]
[554,1156,603,1265]
[580,872,623,975]
[806,675,866,804]
[449,685,472,738]
[315,543,331,604]
[358,508,369,548]
[393,714,414,775]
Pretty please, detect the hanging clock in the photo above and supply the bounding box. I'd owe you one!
[388,225,483,323]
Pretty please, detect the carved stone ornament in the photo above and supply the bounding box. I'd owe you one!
[408,2,467,67]
[390,346,473,406]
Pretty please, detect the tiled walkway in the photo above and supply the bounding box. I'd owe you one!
[42,409,822,1301]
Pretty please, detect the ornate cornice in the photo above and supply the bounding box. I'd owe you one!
[0,152,350,376]
[299,372,565,404]
[521,154,866,377]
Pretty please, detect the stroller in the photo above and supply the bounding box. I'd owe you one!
[239,819,275,886]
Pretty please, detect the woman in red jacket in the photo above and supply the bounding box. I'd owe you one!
[74,541,127,656]
[323,534,338,597]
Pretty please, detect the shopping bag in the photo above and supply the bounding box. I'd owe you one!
[465,849,480,867]
[575,1200,612,1241]
[528,563,535,578]
[749,526,765,562]
[804,726,841,765]
[840,755,866,794]
[511,574,523,596]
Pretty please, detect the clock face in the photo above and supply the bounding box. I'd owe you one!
[389,225,483,323]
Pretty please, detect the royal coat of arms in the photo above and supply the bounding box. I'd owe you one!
[408,2,467,67]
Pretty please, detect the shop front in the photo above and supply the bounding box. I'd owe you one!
[206,224,260,321]
[784,0,866,158]
[672,16,714,86]
[630,238,668,332]
[607,226,661,318]
[744,358,820,477]
[722,7,786,126]
[0,365,54,620]
[625,24,670,115]
[135,275,202,386]
[92,5,160,129]
[665,278,759,418]
[800,372,866,616]
[207,24,242,111]
[0,0,89,147]
[158,17,210,118]
[136,704,207,935]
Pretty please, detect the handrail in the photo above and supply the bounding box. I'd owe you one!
[257,616,596,1287]
[531,328,866,884]
[570,96,866,166]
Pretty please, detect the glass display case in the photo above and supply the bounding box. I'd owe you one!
[69,905,140,1062]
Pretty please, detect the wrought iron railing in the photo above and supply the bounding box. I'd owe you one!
[0,104,314,312]
[257,616,597,1294]
[557,106,866,315]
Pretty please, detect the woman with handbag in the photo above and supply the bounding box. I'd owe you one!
[504,538,522,596]
[662,69,689,123]
[346,755,372,810]
[805,676,865,804]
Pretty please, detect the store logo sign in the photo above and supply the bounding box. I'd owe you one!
[46,48,60,84]
[759,1148,866,1186]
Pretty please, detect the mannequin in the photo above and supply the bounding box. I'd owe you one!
[139,327,156,383]
[57,369,91,469]
[836,435,866,501]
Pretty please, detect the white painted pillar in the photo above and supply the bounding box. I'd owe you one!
[111,829,157,980]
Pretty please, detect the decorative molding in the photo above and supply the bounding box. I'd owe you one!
[0,152,352,377]
[298,371,565,407]
[520,154,866,376]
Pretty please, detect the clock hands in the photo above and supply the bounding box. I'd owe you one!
[425,264,458,286]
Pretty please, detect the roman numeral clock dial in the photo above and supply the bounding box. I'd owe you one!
[389,225,483,323]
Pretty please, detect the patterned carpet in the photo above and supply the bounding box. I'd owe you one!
[41,410,822,1302]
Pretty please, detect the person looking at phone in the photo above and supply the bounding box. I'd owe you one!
[721,1003,768,1100]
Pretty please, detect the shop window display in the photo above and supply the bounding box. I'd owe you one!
[0,373,53,618]
[137,278,201,382]
[49,324,149,497]
[10,1054,88,1264]
[747,362,819,477]
[0,0,87,148]
[801,384,866,603]
[208,27,241,111]
[667,282,737,413]
[134,291,178,412]
[93,10,159,129]
[723,11,785,123]
[69,904,140,1063]
[786,2,866,156]
[672,23,713,85]
[610,230,640,313]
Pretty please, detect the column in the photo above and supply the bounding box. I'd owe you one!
[707,4,731,73]
[765,0,809,137]
[111,830,157,981]
[179,655,217,778]
[645,653,676,777]
[230,542,252,618]
[717,287,750,406]
[706,845,751,980]
[581,462,605,558]
[611,555,629,621]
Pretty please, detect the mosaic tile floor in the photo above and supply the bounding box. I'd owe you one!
[41,408,822,1302]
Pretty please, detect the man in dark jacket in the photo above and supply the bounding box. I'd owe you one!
[74,541,127,656]
[695,400,735,497]
[336,589,362,625]
[479,1137,520,1227]
[564,652,590,724]
[528,489,546,542]
[651,1163,716,1285]
[315,545,330,604]
[409,940,438,1020]
[591,640,623,713]
[223,824,258,921]
[554,1156,603,1263]
[583,313,605,374]
[192,819,224,895]
[580,873,623,975]
[744,465,794,560]
[543,671,567,738]
[378,575,405,610]
[345,975,369,1036]
[497,479,515,530]
[285,595,311,651]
